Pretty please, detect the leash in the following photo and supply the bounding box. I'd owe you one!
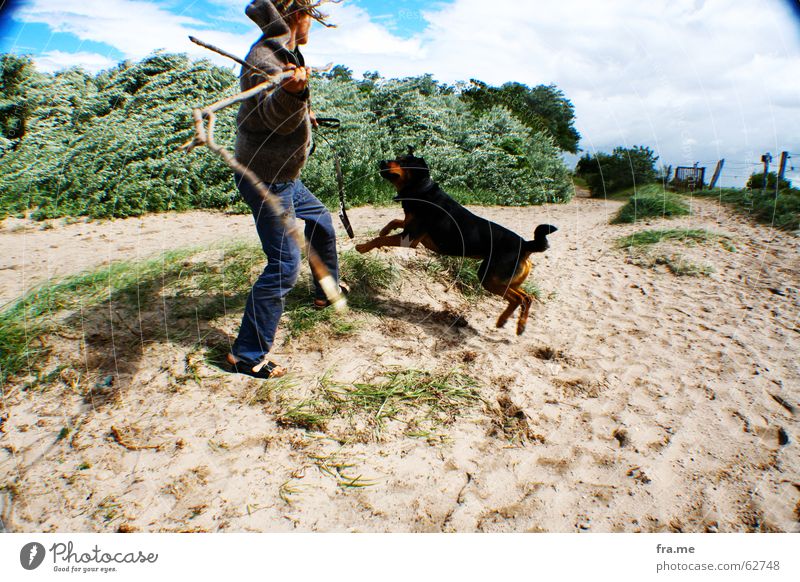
[310,117,355,239]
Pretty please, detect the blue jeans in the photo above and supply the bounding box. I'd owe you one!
[232,176,340,365]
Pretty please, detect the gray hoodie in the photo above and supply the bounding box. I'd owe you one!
[235,0,311,184]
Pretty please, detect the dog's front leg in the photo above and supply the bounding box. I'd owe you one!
[378,218,406,237]
[356,233,422,253]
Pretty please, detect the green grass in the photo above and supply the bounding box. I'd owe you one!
[249,374,297,405]
[282,249,399,341]
[693,187,800,231]
[416,255,486,298]
[269,368,482,437]
[617,228,736,251]
[284,305,358,340]
[276,400,330,431]
[338,249,399,293]
[612,185,691,224]
[346,369,482,424]
[655,254,714,277]
[0,248,198,385]
[0,244,404,387]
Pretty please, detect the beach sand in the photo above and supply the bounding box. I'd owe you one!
[1,194,797,532]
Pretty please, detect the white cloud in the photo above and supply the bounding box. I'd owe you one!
[17,0,252,66]
[302,1,425,70]
[307,0,800,184]
[35,50,117,73]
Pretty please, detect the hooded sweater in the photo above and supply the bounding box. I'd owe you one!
[235,0,312,184]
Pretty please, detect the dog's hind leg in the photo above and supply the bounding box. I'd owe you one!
[515,290,534,335]
[482,259,534,334]
[482,279,525,329]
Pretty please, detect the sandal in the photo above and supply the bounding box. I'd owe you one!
[226,353,287,379]
[313,283,350,309]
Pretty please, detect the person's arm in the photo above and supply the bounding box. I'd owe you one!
[247,60,310,136]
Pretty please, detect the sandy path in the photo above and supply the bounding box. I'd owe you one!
[0,196,798,532]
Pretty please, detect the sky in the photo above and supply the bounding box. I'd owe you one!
[1,0,799,187]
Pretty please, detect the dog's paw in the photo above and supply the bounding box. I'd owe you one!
[355,243,371,254]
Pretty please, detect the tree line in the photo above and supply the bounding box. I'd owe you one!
[0,54,580,220]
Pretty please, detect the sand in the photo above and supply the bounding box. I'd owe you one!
[0,194,798,532]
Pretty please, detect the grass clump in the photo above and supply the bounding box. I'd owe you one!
[338,249,399,293]
[630,253,713,277]
[347,369,482,425]
[611,185,690,224]
[0,248,197,385]
[419,255,486,298]
[283,305,357,341]
[282,249,399,341]
[266,368,482,440]
[276,400,330,432]
[617,228,735,251]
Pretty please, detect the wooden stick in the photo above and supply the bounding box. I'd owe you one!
[189,36,333,76]
[190,36,269,77]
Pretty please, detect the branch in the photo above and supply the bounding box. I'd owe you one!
[190,36,268,77]
[189,36,333,77]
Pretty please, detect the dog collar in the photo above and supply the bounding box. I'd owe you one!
[394,180,437,201]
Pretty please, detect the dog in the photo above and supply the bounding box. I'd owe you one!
[355,148,557,335]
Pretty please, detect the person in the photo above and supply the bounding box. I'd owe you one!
[227,0,342,379]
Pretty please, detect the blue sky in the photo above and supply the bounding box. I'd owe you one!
[0,1,437,66]
[1,0,799,186]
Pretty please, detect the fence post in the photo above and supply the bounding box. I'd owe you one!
[709,159,725,189]
[777,151,788,186]
[761,153,772,196]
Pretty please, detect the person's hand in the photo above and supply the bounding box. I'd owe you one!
[309,109,319,128]
[281,64,310,95]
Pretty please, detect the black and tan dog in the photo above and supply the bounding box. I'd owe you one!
[356,149,557,335]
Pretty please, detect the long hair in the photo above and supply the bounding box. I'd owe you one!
[273,0,341,28]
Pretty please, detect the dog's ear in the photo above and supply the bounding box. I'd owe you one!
[407,145,415,157]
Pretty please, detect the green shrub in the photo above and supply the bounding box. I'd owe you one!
[746,171,792,191]
[0,54,575,220]
[576,145,659,197]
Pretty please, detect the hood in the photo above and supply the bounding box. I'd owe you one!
[245,0,290,39]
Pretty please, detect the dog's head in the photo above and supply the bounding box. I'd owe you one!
[379,146,431,194]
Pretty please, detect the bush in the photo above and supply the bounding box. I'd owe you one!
[576,145,659,197]
[746,171,792,191]
[0,54,575,220]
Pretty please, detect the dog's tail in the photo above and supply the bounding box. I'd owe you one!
[524,224,558,253]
